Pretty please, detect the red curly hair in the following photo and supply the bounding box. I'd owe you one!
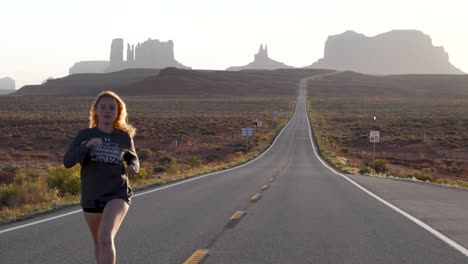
[89,91,136,137]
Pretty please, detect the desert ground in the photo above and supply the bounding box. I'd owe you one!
[306,71,468,182]
[0,95,295,184]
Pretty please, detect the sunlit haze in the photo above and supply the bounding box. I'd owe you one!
[1,0,467,88]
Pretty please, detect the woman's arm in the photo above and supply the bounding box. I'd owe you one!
[63,130,90,168]
[124,136,140,173]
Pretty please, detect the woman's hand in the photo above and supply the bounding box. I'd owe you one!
[85,138,103,149]
[126,165,138,174]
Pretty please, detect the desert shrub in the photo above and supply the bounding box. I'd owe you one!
[421,167,433,176]
[403,167,434,182]
[0,184,26,208]
[152,151,179,174]
[165,160,179,175]
[200,127,216,135]
[359,167,372,175]
[156,152,176,166]
[13,171,29,185]
[434,178,452,185]
[236,144,248,152]
[264,132,274,141]
[137,148,153,161]
[410,172,432,182]
[128,168,148,182]
[46,165,80,196]
[230,151,244,160]
[456,180,468,189]
[2,164,18,174]
[375,159,388,174]
[206,155,219,162]
[153,166,166,173]
[23,145,33,151]
[23,177,55,205]
[186,156,202,168]
[415,173,432,181]
[0,176,58,209]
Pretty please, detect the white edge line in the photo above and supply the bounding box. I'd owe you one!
[0,210,83,234]
[0,97,299,235]
[303,90,468,257]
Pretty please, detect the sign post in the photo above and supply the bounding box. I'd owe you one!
[257,120,263,137]
[370,131,380,173]
[242,128,254,150]
[253,119,263,137]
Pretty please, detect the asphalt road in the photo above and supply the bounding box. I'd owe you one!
[1,80,467,263]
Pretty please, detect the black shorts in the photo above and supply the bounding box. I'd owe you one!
[82,198,130,214]
[82,207,105,214]
[82,200,107,214]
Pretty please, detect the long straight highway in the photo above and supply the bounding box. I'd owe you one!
[1,79,467,263]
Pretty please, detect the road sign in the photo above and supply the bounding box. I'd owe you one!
[370,131,380,143]
[253,119,263,127]
[242,128,254,137]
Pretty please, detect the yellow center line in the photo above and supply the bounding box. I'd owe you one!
[262,184,269,190]
[250,193,261,202]
[230,210,246,220]
[269,178,274,182]
[183,249,209,264]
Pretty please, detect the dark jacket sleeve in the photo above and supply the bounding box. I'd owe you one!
[64,130,90,168]
[123,136,140,172]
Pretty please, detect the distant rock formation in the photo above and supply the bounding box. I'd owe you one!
[307,30,464,74]
[0,77,15,94]
[106,38,190,72]
[69,61,110,74]
[227,44,294,71]
[108,38,125,72]
[69,38,190,76]
[127,44,135,63]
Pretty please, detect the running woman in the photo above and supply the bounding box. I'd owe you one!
[64,90,139,264]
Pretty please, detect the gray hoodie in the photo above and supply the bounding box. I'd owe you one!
[64,127,139,208]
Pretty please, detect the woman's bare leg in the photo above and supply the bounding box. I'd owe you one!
[97,199,129,264]
[83,212,102,263]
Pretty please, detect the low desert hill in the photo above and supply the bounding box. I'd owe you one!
[307,71,468,98]
[118,68,333,97]
[13,68,334,97]
[13,69,160,96]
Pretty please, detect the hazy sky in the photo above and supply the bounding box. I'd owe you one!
[1,0,467,88]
